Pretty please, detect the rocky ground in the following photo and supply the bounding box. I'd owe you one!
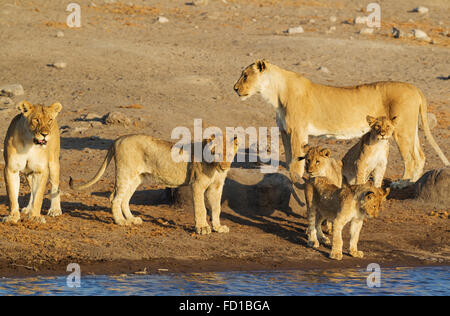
[0,0,448,277]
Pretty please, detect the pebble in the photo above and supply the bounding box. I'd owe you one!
[412,29,431,42]
[49,62,67,69]
[326,26,336,34]
[191,0,209,5]
[329,16,337,23]
[157,16,169,23]
[392,27,404,38]
[56,31,64,38]
[412,6,429,14]
[317,66,329,73]
[286,26,304,34]
[0,84,24,97]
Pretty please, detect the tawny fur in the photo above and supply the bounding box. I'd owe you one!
[304,177,389,260]
[70,134,238,234]
[234,60,449,185]
[2,101,63,224]
[342,116,397,187]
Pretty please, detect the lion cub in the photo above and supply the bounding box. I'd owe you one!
[305,177,389,260]
[342,116,397,187]
[2,101,63,224]
[70,134,238,234]
[297,145,343,187]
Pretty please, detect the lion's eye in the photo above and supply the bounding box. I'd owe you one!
[32,118,39,125]
[243,74,248,81]
[316,161,320,165]
[375,125,380,130]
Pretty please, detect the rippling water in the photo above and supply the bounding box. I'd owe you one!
[0,266,448,296]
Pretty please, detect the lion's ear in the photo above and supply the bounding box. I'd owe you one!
[256,59,267,72]
[320,148,331,158]
[49,102,62,113]
[366,115,376,126]
[18,100,34,115]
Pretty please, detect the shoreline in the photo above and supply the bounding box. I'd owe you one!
[1,256,448,279]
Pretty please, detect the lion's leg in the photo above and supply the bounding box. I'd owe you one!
[306,205,319,248]
[316,215,331,246]
[280,130,292,167]
[288,129,308,182]
[110,182,128,226]
[2,168,21,224]
[205,180,229,233]
[47,159,62,217]
[21,173,34,215]
[27,170,49,224]
[329,218,344,260]
[372,161,387,188]
[121,176,143,225]
[192,182,211,235]
[392,125,425,187]
[349,218,364,258]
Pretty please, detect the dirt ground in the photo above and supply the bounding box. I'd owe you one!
[0,0,448,278]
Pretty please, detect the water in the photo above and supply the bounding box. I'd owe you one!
[0,266,448,296]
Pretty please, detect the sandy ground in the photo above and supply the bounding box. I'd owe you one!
[0,0,449,277]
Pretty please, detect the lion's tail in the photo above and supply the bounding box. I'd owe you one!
[69,145,115,190]
[418,90,449,166]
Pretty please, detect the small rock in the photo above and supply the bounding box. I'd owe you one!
[329,16,337,23]
[317,66,329,73]
[190,0,209,5]
[309,19,315,24]
[104,111,132,126]
[412,6,429,14]
[56,31,64,38]
[157,16,169,23]
[48,62,67,69]
[359,27,374,35]
[412,29,431,42]
[0,84,24,97]
[326,26,336,34]
[286,26,304,34]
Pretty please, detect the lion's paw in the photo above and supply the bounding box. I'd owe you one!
[307,240,320,249]
[127,217,143,225]
[114,218,128,226]
[196,225,212,235]
[27,215,46,224]
[329,250,343,260]
[319,236,331,246]
[47,208,62,217]
[213,225,230,233]
[2,214,20,224]
[350,250,364,258]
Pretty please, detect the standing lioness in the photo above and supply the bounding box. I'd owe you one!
[234,60,449,185]
[70,134,238,234]
[2,101,62,224]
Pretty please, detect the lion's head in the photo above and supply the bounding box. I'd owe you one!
[366,115,397,141]
[18,100,62,146]
[359,186,390,218]
[297,145,333,178]
[233,59,269,101]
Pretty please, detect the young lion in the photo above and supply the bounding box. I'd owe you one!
[305,177,389,260]
[2,101,63,224]
[70,134,239,234]
[342,116,397,187]
[297,145,343,187]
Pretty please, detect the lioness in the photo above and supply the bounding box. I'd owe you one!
[2,101,63,224]
[234,60,449,185]
[297,145,342,187]
[70,134,238,233]
[342,116,397,187]
[304,177,389,260]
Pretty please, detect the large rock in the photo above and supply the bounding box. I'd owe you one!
[103,111,132,126]
[0,84,24,97]
[415,168,450,205]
